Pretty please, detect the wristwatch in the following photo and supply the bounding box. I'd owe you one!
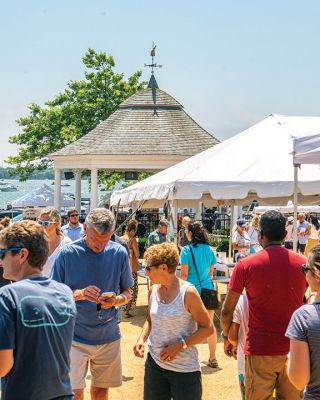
[181,338,188,350]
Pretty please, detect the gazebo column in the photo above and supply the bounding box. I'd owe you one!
[54,168,61,211]
[90,168,98,210]
[74,169,82,213]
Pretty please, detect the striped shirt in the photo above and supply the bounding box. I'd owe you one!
[286,302,320,399]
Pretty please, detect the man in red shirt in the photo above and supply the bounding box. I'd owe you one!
[221,210,306,400]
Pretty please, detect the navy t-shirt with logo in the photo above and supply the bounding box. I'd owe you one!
[0,277,76,400]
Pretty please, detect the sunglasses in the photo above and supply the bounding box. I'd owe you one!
[0,247,22,260]
[302,264,313,275]
[145,264,161,272]
[69,214,79,217]
[37,220,55,227]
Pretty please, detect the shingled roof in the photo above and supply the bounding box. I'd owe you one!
[51,75,219,157]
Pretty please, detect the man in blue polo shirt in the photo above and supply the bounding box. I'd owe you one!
[0,220,76,400]
[52,208,133,400]
[62,209,84,242]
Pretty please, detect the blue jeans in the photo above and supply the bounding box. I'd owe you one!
[144,353,202,400]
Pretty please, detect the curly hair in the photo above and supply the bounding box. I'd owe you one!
[0,220,49,269]
[125,219,138,233]
[187,221,209,246]
[308,245,320,273]
[144,242,179,274]
[0,217,11,228]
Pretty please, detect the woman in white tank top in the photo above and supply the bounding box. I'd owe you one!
[133,242,213,400]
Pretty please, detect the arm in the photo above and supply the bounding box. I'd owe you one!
[131,238,140,259]
[287,339,310,390]
[221,290,241,356]
[210,264,214,279]
[159,286,213,362]
[228,321,240,346]
[0,349,14,377]
[133,288,152,358]
[180,264,189,281]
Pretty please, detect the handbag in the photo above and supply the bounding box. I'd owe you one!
[189,246,219,310]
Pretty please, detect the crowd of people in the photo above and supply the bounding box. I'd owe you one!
[0,208,320,399]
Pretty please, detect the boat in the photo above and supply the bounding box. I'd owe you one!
[0,184,18,192]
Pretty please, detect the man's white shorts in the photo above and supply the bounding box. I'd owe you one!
[70,339,122,389]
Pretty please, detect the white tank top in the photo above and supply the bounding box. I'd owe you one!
[148,281,200,372]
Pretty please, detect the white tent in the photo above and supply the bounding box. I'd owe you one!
[293,134,320,164]
[12,184,75,208]
[111,114,320,208]
[254,204,320,214]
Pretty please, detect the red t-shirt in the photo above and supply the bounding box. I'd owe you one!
[229,247,307,355]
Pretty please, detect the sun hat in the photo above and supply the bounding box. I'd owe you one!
[288,216,294,222]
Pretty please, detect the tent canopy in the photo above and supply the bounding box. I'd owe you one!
[12,184,75,208]
[293,133,320,165]
[111,114,320,208]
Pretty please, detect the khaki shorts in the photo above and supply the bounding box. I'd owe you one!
[245,355,302,400]
[70,339,122,390]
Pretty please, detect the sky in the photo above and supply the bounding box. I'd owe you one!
[1,0,320,165]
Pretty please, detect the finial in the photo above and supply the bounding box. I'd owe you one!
[144,42,162,75]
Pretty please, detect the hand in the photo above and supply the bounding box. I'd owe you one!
[98,293,117,309]
[133,339,145,358]
[81,285,101,302]
[224,337,233,357]
[160,341,182,363]
[231,345,238,360]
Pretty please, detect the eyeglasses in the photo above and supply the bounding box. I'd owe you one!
[302,264,313,275]
[37,220,55,227]
[0,247,22,260]
[69,214,79,217]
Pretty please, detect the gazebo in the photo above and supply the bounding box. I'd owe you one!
[49,74,219,211]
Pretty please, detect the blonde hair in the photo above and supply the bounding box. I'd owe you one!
[39,207,62,236]
[251,216,260,229]
[182,216,191,228]
[144,242,179,274]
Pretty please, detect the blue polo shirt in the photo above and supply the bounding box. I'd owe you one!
[61,223,84,242]
[52,239,133,345]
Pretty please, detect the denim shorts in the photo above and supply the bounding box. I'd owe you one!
[144,353,202,400]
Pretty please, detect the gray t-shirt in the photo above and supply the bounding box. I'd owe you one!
[286,302,320,399]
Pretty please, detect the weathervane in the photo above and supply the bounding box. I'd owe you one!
[144,42,162,74]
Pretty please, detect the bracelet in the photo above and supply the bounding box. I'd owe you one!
[118,294,127,304]
[220,331,228,340]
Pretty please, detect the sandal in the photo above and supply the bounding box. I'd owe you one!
[207,358,219,368]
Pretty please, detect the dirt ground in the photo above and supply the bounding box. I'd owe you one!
[84,279,239,400]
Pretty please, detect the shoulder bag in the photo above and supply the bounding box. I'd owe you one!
[189,246,219,310]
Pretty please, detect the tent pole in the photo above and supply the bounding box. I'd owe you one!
[293,165,299,252]
[229,203,234,262]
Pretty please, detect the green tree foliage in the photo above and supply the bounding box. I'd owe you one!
[7,48,146,180]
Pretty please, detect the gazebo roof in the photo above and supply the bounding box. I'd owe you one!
[50,75,219,158]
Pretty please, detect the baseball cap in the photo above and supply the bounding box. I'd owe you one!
[236,218,247,228]
[288,216,294,222]
[159,219,170,227]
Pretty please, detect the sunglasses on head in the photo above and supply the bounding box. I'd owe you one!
[302,264,314,275]
[70,214,79,217]
[0,247,22,260]
[37,220,54,227]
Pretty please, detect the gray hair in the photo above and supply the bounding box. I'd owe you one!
[85,208,115,234]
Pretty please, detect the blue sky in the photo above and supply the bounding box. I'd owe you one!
[1,0,320,164]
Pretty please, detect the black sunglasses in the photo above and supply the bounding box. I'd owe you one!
[69,214,79,217]
[0,247,23,260]
[145,264,161,272]
[302,264,313,275]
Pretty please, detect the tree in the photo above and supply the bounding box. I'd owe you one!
[7,48,146,180]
